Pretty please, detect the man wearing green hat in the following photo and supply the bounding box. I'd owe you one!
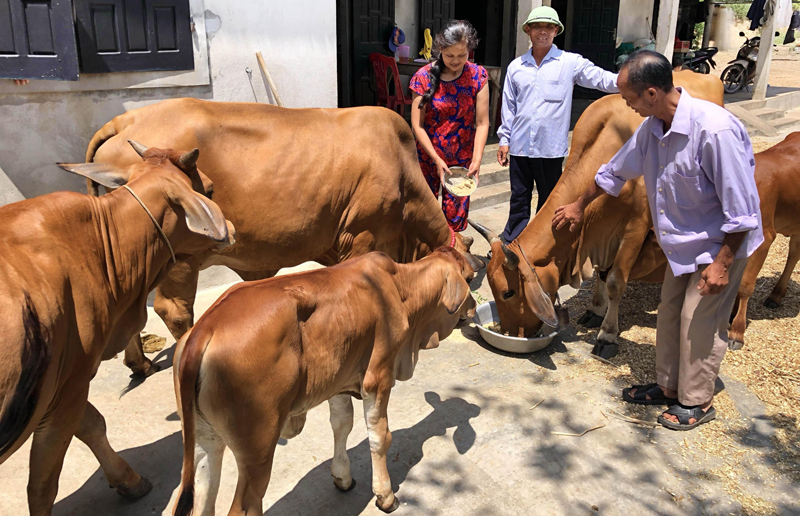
[497,6,619,243]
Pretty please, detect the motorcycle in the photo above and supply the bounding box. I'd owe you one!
[683,47,718,74]
[721,30,780,94]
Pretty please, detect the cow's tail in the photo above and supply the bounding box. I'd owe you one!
[84,116,125,196]
[0,294,51,457]
[172,327,214,516]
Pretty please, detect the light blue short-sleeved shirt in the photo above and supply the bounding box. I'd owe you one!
[498,45,619,158]
[595,88,764,276]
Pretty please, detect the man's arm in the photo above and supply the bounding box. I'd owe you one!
[697,128,761,296]
[497,67,517,166]
[552,121,648,231]
[574,55,619,93]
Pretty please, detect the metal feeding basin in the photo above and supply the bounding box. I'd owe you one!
[472,301,558,354]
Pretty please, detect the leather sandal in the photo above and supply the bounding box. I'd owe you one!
[657,404,716,431]
[622,383,678,406]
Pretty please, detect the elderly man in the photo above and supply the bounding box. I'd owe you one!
[552,50,763,431]
[497,6,618,244]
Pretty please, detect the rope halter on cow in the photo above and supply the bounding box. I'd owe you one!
[122,184,177,264]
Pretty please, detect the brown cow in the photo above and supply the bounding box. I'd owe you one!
[0,143,234,515]
[86,101,481,377]
[729,131,800,349]
[170,248,476,516]
[471,71,723,358]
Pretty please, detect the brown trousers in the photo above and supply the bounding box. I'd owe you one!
[656,259,747,406]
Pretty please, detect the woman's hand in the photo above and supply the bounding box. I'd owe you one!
[436,159,451,184]
[467,160,480,181]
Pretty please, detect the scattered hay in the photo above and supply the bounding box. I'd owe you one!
[141,333,167,353]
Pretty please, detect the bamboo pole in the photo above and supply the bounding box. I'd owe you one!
[256,51,284,107]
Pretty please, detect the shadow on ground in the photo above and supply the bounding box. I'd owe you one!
[53,432,182,516]
[264,392,480,515]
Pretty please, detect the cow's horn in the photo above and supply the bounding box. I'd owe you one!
[178,148,200,170]
[128,140,148,158]
[467,219,519,271]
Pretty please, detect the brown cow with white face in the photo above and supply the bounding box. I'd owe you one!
[170,247,476,516]
[0,143,234,515]
[472,71,723,358]
[85,102,482,378]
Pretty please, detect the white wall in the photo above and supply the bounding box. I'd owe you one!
[0,0,337,199]
[617,0,656,44]
[396,0,419,59]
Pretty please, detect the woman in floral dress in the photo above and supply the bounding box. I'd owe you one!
[410,20,489,232]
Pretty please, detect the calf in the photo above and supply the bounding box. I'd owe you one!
[171,248,476,516]
[0,142,234,515]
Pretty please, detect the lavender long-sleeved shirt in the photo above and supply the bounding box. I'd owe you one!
[595,88,764,276]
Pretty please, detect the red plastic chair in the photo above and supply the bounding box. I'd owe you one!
[369,52,413,117]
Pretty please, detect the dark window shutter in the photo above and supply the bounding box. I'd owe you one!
[74,0,194,73]
[0,0,80,80]
[419,0,455,45]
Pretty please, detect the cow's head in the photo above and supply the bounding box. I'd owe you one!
[58,141,235,261]
[451,232,486,272]
[469,220,558,338]
[396,246,476,382]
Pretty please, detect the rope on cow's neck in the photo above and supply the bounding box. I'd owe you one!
[510,238,562,309]
[121,184,177,264]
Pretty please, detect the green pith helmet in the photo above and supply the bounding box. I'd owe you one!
[522,6,564,35]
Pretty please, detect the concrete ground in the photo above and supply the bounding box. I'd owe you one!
[2,206,799,516]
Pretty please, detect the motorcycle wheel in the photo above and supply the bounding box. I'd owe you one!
[721,64,745,93]
[693,62,710,74]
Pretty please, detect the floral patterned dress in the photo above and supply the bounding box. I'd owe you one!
[410,61,488,232]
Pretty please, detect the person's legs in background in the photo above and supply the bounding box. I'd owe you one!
[533,157,564,213]
[501,156,535,242]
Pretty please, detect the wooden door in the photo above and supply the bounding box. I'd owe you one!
[351,0,395,107]
[570,0,620,71]
[420,0,455,42]
[570,0,619,99]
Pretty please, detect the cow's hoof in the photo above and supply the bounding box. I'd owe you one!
[577,311,604,328]
[592,341,618,360]
[728,338,744,351]
[764,298,780,309]
[376,495,400,513]
[127,359,160,378]
[334,477,356,492]
[116,476,152,499]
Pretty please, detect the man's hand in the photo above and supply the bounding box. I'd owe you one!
[497,145,509,167]
[697,261,729,296]
[467,160,480,180]
[552,202,585,232]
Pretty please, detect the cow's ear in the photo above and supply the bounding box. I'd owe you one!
[57,163,131,188]
[518,265,558,328]
[172,189,232,244]
[441,267,471,314]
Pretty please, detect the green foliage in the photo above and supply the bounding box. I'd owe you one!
[728,2,800,23]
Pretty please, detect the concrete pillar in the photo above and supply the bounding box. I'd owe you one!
[752,6,776,101]
[655,0,680,62]
[516,0,543,57]
[701,0,714,49]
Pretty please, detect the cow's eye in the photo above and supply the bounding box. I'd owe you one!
[502,290,515,299]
